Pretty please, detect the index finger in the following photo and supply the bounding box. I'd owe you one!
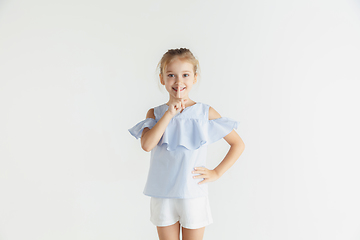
[177,86,181,99]
[194,167,205,171]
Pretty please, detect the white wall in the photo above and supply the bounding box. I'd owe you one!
[1,0,360,239]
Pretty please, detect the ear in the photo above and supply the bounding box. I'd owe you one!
[193,73,198,84]
[159,74,165,85]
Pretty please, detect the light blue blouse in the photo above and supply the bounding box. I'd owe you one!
[128,102,240,199]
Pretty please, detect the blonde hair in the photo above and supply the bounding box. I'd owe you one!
[157,48,200,77]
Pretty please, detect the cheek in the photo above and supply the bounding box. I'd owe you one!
[185,81,194,87]
[166,80,175,86]
[165,83,174,90]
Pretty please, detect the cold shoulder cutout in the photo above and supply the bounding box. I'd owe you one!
[146,108,155,120]
[208,106,222,120]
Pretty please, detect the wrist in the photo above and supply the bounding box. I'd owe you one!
[165,109,176,118]
[214,168,223,178]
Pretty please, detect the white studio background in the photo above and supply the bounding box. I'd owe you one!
[1,0,360,239]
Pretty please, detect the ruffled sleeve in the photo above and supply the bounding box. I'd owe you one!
[157,117,240,151]
[128,118,157,139]
[205,117,240,145]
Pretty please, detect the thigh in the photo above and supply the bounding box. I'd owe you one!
[157,221,181,240]
[182,226,205,240]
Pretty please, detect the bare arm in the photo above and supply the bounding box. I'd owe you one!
[140,109,173,152]
[214,130,245,177]
[210,107,245,177]
[193,106,245,183]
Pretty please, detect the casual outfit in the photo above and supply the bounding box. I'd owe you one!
[128,102,240,229]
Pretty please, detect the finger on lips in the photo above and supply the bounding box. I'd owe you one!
[177,86,181,98]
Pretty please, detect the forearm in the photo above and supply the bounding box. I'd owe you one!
[141,111,173,152]
[214,143,245,177]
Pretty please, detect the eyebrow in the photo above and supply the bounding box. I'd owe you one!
[165,71,192,73]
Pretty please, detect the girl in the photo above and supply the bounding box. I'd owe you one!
[128,48,245,240]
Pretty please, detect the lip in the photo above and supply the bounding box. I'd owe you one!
[173,86,186,91]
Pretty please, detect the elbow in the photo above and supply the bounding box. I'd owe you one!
[141,141,153,152]
[240,143,245,153]
[142,145,152,152]
[230,141,245,152]
[237,137,245,151]
[238,141,245,151]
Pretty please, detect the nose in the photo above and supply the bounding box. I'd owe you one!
[174,79,181,85]
[175,76,184,83]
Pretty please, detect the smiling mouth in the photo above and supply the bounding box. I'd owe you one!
[173,87,186,91]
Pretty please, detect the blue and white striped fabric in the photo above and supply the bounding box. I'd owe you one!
[128,102,240,199]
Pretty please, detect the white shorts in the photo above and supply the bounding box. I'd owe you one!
[150,196,213,229]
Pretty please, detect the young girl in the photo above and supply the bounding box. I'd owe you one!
[128,48,245,240]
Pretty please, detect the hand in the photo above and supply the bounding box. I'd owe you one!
[167,98,188,117]
[192,167,220,185]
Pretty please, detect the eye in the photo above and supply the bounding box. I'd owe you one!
[168,74,174,77]
[183,74,189,77]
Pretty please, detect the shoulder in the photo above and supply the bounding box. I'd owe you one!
[208,106,222,120]
[146,108,155,119]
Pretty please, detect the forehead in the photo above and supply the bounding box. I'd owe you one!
[165,58,194,72]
